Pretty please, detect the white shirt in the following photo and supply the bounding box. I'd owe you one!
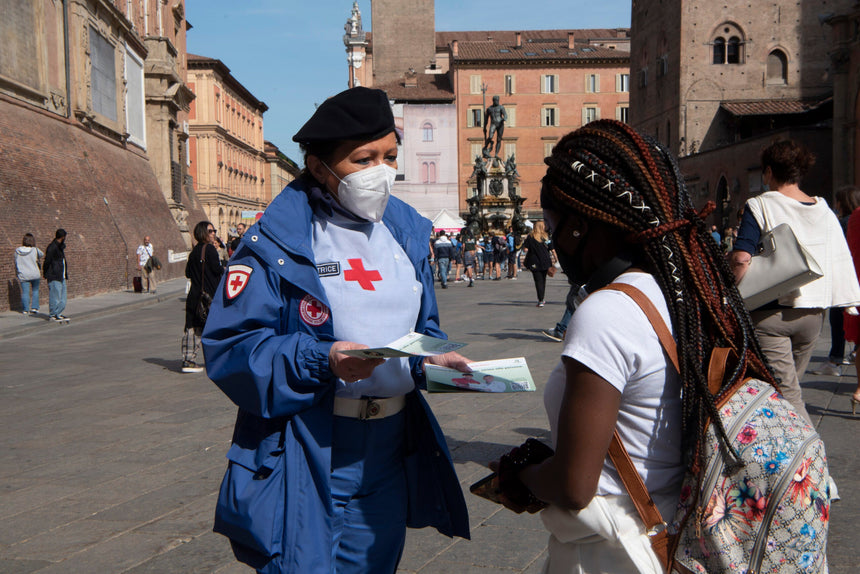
[747,191,860,308]
[311,188,423,398]
[137,243,153,267]
[543,272,683,496]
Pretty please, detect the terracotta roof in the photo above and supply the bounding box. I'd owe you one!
[720,97,832,116]
[453,39,628,63]
[365,28,631,55]
[374,74,455,103]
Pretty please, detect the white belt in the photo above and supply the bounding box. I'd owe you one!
[333,395,406,420]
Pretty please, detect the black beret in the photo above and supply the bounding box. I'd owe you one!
[293,87,395,145]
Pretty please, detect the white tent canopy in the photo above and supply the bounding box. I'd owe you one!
[431,209,466,232]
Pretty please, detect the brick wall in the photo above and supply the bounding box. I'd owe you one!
[0,97,205,312]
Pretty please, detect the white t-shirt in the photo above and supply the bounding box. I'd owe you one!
[543,272,683,496]
[137,243,153,267]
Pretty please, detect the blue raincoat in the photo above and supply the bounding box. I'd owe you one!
[202,179,470,573]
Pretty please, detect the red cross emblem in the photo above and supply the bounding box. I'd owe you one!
[344,258,382,291]
[225,264,253,299]
[300,295,330,326]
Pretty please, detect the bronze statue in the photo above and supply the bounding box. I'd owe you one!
[482,95,507,158]
[469,155,488,180]
[504,154,520,179]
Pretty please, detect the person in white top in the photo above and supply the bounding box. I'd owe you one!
[731,140,860,424]
[487,120,778,573]
[136,236,156,293]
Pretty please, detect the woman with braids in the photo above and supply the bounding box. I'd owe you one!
[489,120,775,573]
[731,140,860,424]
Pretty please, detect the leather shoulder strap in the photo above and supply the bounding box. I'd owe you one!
[603,282,679,372]
[600,282,679,532]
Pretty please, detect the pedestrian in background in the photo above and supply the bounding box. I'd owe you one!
[452,232,465,282]
[229,222,246,256]
[136,236,156,294]
[43,228,69,322]
[811,187,857,377]
[521,220,554,307]
[842,186,860,413]
[491,229,507,280]
[14,233,44,316]
[434,230,454,289]
[182,221,222,373]
[506,227,518,279]
[731,140,860,424]
[462,231,477,287]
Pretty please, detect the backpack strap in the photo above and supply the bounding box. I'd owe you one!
[601,282,678,535]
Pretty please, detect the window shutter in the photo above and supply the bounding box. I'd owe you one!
[616,74,621,92]
[541,108,547,127]
[581,108,588,125]
[507,106,516,127]
[541,76,546,94]
[594,74,600,93]
[595,107,601,120]
[553,75,559,93]
[467,110,474,128]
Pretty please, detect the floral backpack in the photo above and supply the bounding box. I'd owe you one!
[604,283,831,574]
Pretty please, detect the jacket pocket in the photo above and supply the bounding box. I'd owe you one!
[214,434,285,558]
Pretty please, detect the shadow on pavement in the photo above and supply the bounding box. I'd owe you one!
[143,356,186,373]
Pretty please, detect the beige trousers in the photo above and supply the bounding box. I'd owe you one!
[751,307,826,425]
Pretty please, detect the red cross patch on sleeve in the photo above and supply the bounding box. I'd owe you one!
[225,264,253,299]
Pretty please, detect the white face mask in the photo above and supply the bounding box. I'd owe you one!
[324,163,396,222]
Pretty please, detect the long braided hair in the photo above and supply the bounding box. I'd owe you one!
[541,120,776,472]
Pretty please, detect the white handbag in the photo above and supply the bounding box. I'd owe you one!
[737,197,822,310]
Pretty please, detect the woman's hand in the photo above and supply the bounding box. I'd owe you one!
[329,341,385,383]
[425,351,472,373]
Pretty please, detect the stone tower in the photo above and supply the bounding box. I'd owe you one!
[371,0,436,84]
[630,0,855,157]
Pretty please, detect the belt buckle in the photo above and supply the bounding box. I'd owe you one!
[360,398,381,420]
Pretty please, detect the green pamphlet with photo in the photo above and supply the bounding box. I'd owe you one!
[426,357,536,393]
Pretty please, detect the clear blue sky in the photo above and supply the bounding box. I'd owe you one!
[186,1,632,165]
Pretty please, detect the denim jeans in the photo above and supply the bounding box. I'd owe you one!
[48,279,67,317]
[436,258,450,286]
[20,279,40,311]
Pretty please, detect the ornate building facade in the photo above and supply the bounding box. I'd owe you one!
[187,54,269,235]
[0,0,202,311]
[630,0,854,229]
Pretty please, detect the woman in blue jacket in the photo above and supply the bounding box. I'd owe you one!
[202,87,471,574]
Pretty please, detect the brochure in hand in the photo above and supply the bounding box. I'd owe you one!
[425,357,536,393]
[338,332,468,359]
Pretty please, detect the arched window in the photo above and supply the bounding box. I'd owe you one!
[421,162,437,184]
[712,23,745,64]
[422,122,434,142]
[767,49,788,85]
[713,38,726,65]
[727,37,741,64]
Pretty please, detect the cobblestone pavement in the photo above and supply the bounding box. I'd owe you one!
[0,274,857,572]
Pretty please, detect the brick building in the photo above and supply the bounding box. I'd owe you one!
[187,54,269,236]
[827,3,860,191]
[0,0,204,312]
[630,0,854,230]
[449,30,630,221]
[344,2,630,227]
